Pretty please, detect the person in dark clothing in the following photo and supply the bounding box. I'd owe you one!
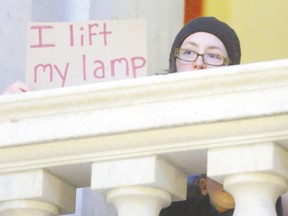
[160,195,283,216]
[160,16,239,215]
[160,175,283,216]
[160,175,235,216]
[161,176,235,216]
[160,195,233,216]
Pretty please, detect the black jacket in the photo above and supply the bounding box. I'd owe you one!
[160,196,283,216]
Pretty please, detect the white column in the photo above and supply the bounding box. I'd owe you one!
[0,0,32,92]
[91,156,187,216]
[224,173,287,216]
[107,186,171,216]
[32,0,90,22]
[208,142,288,216]
[0,169,76,216]
[0,200,58,216]
[64,0,90,21]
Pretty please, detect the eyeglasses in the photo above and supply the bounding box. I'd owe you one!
[174,48,230,66]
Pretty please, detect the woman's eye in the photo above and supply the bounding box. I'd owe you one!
[206,53,222,60]
[182,50,194,55]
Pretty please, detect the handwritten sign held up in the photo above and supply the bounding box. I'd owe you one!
[26,19,147,90]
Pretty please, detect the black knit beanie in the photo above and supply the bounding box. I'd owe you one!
[169,16,241,73]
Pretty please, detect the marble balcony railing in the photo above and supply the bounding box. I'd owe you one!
[1,59,288,216]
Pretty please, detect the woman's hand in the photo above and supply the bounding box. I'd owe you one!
[2,81,33,95]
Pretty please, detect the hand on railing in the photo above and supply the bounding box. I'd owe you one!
[2,81,33,95]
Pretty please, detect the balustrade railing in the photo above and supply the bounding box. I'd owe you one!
[1,59,288,216]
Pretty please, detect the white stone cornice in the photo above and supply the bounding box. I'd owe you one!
[224,173,288,216]
[1,59,288,118]
[1,59,288,148]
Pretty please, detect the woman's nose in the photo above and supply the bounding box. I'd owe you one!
[192,55,206,70]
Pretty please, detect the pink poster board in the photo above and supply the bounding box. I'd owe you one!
[26,19,147,90]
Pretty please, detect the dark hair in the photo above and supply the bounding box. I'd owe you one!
[169,16,241,73]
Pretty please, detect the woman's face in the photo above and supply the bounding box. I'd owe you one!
[176,32,229,72]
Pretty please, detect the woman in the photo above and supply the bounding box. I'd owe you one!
[2,16,240,94]
[161,16,241,216]
[169,16,241,73]
[161,16,283,216]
